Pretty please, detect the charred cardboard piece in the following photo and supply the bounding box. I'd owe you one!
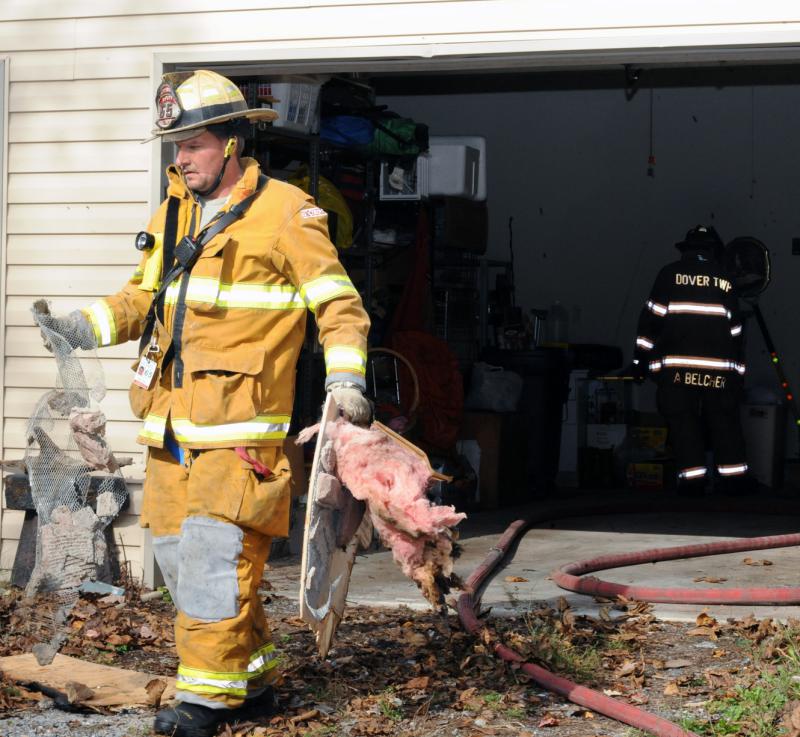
[299,393,372,659]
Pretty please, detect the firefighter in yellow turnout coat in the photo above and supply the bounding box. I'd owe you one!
[34,70,371,737]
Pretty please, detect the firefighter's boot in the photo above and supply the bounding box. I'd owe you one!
[154,701,229,737]
[154,688,277,737]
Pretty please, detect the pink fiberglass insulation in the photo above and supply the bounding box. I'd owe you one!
[299,420,466,608]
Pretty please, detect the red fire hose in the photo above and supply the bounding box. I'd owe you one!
[456,499,800,737]
[552,531,800,603]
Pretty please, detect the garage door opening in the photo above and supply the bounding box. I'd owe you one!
[159,58,800,510]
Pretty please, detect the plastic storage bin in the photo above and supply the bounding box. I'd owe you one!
[260,76,322,134]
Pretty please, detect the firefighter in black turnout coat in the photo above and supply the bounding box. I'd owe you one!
[632,226,752,496]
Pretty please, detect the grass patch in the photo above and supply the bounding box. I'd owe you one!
[680,622,800,736]
[482,691,502,705]
[523,612,606,682]
[377,688,403,721]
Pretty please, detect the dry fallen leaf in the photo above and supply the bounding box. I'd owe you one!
[538,713,560,728]
[693,576,727,584]
[743,557,773,566]
[290,709,319,723]
[504,576,529,583]
[401,676,430,691]
[457,687,478,704]
[696,612,718,628]
[615,660,638,677]
[615,632,643,642]
[400,629,427,647]
[687,626,719,640]
[705,670,734,689]
[106,633,132,646]
[663,659,693,669]
[145,678,167,708]
[664,682,681,696]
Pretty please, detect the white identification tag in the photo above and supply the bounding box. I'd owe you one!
[133,355,158,389]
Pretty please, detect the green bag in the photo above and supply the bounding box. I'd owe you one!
[364,116,429,156]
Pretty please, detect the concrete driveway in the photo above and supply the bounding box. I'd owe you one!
[267,489,800,623]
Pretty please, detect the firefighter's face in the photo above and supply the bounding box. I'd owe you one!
[175,130,225,193]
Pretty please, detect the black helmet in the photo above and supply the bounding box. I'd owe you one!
[675,225,724,259]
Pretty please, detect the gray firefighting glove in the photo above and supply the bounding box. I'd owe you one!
[327,381,372,425]
[32,300,97,353]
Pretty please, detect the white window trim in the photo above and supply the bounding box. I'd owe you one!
[0,57,8,574]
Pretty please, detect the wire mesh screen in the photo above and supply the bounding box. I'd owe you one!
[24,308,129,664]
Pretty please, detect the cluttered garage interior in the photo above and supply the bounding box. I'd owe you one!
[163,59,797,517]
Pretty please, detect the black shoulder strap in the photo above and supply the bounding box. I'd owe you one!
[138,175,268,358]
[155,196,181,324]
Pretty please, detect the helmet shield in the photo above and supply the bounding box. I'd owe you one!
[155,78,184,131]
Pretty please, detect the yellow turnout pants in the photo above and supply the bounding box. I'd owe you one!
[141,444,291,708]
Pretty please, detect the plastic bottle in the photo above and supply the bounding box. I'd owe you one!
[547,300,569,344]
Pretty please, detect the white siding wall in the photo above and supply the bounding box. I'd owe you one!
[2,1,800,582]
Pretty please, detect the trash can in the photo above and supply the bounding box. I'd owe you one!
[480,347,570,498]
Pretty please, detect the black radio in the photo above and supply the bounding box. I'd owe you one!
[174,235,203,270]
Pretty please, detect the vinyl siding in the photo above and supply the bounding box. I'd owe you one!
[2,0,800,583]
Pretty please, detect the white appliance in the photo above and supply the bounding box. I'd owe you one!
[426,135,487,200]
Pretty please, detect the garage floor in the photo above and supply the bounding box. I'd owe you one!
[267,487,800,623]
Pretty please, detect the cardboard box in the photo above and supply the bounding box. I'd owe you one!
[626,460,675,490]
